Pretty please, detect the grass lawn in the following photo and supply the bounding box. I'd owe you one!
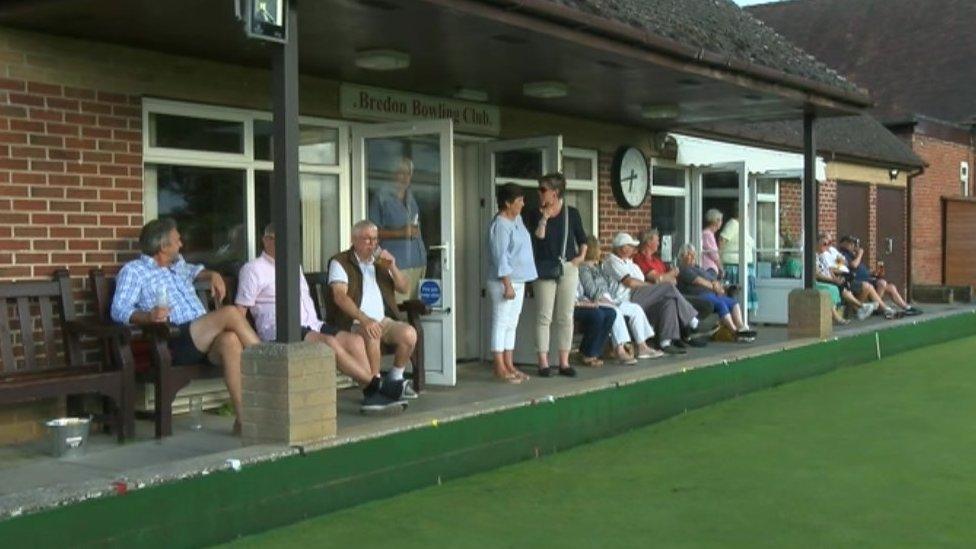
[227,335,976,548]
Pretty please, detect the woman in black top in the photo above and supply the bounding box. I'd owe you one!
[523,173,588,377]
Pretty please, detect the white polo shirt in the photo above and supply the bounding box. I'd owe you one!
[328,255,386,322]
[602,253,644,302]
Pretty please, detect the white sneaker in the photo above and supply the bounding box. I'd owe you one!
[856,303,876,320]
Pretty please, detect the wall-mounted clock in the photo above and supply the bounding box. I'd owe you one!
[611,146,649,209]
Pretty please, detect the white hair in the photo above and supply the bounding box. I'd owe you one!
[352,219,377,236]
[705,208,723,226]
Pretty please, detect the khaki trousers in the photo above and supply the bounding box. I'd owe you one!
[534,260,579,353]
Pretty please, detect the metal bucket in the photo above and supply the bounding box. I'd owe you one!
[44,417,91,458]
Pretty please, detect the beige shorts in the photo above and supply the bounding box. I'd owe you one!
[353,317,411,345]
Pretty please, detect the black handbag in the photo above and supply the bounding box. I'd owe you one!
[536,208,569,280]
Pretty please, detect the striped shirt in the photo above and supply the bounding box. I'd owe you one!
[111,254,206,325]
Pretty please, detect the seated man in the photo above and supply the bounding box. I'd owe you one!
[235,224,406,414]
[324,220,419,398]
[635,229,714,321]
[675,243,756,342]
[111,218,261,434]
[837,235,921,317]
[603,232,702,355]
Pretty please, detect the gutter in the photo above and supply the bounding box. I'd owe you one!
[905,164,925,301]
[461,0,872,109]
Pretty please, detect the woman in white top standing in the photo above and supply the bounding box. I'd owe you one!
[486,183,537,383]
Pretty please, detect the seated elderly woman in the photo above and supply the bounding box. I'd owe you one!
[579,236,662,363]
[675,243,756,343]
[572,291,617,367]
[603,232,702,355]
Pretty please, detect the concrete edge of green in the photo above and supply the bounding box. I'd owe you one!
[2,312,974,548]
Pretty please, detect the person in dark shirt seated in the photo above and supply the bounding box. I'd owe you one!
[837,235,921,317]
[676,243,756,343]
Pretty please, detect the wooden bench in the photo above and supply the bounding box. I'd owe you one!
[1,270,134,441]
[304,271,428,392]
[89,268,225,438]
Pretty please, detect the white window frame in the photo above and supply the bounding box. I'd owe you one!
[649,159,691,256]
[142,98,351,265]
[754,178,781,256]
[563,147,599,235]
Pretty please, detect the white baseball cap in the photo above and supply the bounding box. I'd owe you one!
[612,232,640,248]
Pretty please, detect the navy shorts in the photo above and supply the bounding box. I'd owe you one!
[300,323,341,340]
[169,322,208,366]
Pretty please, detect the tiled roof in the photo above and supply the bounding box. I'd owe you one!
[697,114,925,169]
[540,0,862,95]
[749,0,976,125]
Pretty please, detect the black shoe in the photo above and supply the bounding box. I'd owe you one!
[661,344,686,355]
[683,336,707,348]
[360,391,407,415]
[537,366,553,377]
[558,366,577,377]
[737,329,757,338]
[672,339,687,348]
[903,307,923,316]
[379,378,406,401]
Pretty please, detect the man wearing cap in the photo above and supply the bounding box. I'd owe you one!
[602,232,702,355]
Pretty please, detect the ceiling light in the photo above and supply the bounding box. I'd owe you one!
[355,49,410,71]
[641,103,680,120]
[454,88,488,102]
[523,81,568,99]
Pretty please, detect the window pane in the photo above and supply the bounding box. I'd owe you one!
[153,165,246,274]
[564,190,593,233]
[151,114,243,154]
[254,172,341,272]
[757,179,776,195]
[495,150,542,180]
[651,195,685,263]
[254,121,339,165]
[652,166,685,188]
[702,171,738,189]
[757,202,777,255]
[563,156,593,181]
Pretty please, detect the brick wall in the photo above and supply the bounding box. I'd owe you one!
[596,151,652,249]
[817,179,837,237]
[909,134,975,285]
[778,179,801,247]
[0,77,143,442]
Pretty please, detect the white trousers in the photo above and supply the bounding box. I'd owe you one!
[610,301,655,346]
[487,280,526,352]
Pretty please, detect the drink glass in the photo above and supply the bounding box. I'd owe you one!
[187,396,203,431]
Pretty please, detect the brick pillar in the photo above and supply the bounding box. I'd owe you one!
[787,288,833,340]
[241,342,336,446]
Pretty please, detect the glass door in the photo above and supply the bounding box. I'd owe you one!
[351,120,456,386]
[481,136,562,365]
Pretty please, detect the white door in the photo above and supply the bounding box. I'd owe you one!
[351,119,457,386]
[480,136,562,365]
[693,161,749,323]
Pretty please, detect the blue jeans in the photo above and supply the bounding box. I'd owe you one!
[573,306,616,358]
[699,292,738,317]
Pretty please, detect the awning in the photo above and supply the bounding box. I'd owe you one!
[670,133,826,181]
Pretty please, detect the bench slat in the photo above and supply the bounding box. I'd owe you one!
[16,297,37,372]
[38,295,58,370]
[0,299,15,372]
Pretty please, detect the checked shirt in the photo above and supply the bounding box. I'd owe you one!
[111,254,206,325]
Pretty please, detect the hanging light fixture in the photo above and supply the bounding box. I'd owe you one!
[522,81,568,99]
[355,49,410,71]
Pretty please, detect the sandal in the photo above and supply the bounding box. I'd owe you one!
[581,356,604,367]
[493,371,522,384]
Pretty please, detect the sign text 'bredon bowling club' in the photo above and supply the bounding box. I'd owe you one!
[341,84,500,136]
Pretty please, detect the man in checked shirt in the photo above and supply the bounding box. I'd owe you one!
[111,218,260,434]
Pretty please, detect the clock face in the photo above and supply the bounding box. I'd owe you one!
[613,147,649,209]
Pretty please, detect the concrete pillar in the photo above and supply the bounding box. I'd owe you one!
[788,288,833,340]
[241,342,336,446]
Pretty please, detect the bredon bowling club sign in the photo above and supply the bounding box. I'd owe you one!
[340,83,500,136]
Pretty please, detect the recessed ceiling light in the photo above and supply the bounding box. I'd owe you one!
[641,103,680,119]
[523,81,568,99]
[355,49,410,71]
[454,88,489,102]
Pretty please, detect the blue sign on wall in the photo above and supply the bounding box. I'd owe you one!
[419,279,442,307]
